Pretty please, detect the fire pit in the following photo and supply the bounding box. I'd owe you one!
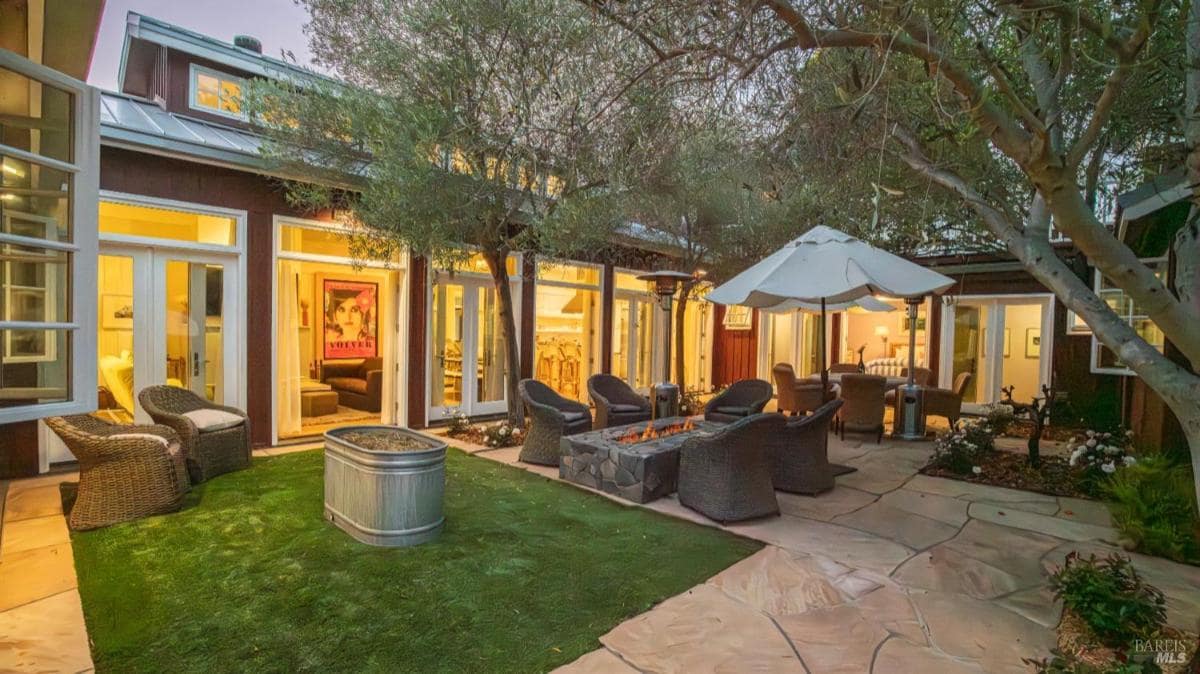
[324,425,446,547]
[560,417,718,503]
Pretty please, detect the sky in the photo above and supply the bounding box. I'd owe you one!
[87,0,319,91]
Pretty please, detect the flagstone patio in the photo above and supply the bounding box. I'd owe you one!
[2,432,1197,673]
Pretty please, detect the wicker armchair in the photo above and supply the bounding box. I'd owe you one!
[837,374,888,443]
[925,372,974,425]
[772,363,829,416]
[884,367,934,405]
[704,379,773,423]
[518,379,592,466]
[587,374,651,429]
[768,399,844,495]
[677,413,785,522]
[138,386,251,483]
[45,415,189,530]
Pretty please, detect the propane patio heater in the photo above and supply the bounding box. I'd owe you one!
[638,270,693,419]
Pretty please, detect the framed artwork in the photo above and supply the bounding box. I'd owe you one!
[101,294,134,330]
[722,305,752,330]
[321,279,378,359]
[902,316,926,333]
[1025,328,1041,359]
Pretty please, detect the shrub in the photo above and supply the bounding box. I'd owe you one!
[931,419,995,475]
[983,403,1017,435]
[1047,552,1167,649]
[482,422,521,448]
[1026,651,1152,674]
[1067,429,1136,497]
[446,408,471,435]
[1105,455,1200,565]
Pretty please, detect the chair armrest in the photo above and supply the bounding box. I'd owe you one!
[320,361,360,380]
[366,370,384,399]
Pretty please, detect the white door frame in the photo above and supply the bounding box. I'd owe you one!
[613,289,657,392]
[269,215,409,444]
[427,269,522,420]
[937,293,1055,406]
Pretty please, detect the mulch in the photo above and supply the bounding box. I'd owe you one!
[445,427,521,449]
[921,450,1093,499]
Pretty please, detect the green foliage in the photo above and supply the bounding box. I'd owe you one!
[1048,552,1167,649]
[983,403,1017,436]
[1027,650,1158,674]
[931,419,996,475]
[1067,430,1138,498]
[1105,455,1200,565]
[72,449,761,672]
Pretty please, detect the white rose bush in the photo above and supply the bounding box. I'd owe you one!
[1066,429,1137,496]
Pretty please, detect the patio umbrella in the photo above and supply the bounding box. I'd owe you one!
[706,225,954,396]
[760,295,897,314]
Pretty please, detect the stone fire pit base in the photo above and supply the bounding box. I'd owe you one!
[560,417,720,503]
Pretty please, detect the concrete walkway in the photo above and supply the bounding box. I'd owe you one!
[463,436,1199,674]
[3,434,1197,673]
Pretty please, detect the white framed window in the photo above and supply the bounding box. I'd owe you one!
[1090,257,1167,376]
[0,50,99,424]
[188,64,246,120]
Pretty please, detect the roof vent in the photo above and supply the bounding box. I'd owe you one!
[234,35,262,53]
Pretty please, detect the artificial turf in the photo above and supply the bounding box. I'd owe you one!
[72,448,761,673]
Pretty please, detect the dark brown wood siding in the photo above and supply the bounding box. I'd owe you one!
[407,256,428,428]
[711,306,758,387]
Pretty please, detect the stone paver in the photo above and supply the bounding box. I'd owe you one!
[877,488,970,526]
[3,484,63,523]
[968,502,1118,543]
[600,584,804,673]
[0,515,69,557]
[0,589,92,674]
[552,648,639,673]
[728,516,915,576]
[0,542,77,612]
[776,604,888,673]
[1055,496,1113,527]
[707,546,845,615]
[833,502,960,550]
[776,486,877,522]
[912,590,1056,673]
[872,636,985,673]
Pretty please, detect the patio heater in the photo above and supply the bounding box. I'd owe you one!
[894,297,928,440]
[637,270,693,419]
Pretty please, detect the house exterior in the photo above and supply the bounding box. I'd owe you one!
[1,10,1191,477]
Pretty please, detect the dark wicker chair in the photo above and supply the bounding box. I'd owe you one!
[138,386,251,483]
[772,363,830,416]
[518,378,592,466]
[704,379,773,423]
[587,373,651,428]
[925,372,974,425]
[45,415,190,530]
[884,367,934,405]
[677,413,786,522]
[768,399,844,495]
[837,374,888,443]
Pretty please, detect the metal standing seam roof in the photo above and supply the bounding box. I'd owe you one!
[99,90,270,169]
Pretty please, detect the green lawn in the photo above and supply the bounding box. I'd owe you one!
[72,448,760,673]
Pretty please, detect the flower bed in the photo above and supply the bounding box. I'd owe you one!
[443,410,523,448]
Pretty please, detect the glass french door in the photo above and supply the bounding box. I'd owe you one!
[97,245,239,422]
[939,297,1052,410]
[429,276,510,419]
[612,293,656,392]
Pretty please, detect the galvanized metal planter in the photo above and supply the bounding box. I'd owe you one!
[323,426,446,547]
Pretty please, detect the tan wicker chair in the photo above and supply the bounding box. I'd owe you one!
[837,374,888,443]
[138,386,251,483]
[925,373,974,425]
[768,399,844,495]
[772,363,829,416]
[45,415,189,530]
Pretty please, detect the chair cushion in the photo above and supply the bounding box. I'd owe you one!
[327,377,369,394]
[183,409,244,432]
[110,432,171,447]
[715,406,751,415]
[609,404,644,413]
[561,411,589,423]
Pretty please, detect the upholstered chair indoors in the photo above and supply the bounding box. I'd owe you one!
[587,374,652,429]
[138,385,251,483]
[772,363,830,416]
[518,379,592,466]
[924,373,975,425]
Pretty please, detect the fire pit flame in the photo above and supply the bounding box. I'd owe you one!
[615,418,695,444]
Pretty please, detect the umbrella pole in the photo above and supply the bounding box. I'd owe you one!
[820,298,829,400]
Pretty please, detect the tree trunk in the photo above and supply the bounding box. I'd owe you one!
[673,281,695,390]
[483,248,525,429]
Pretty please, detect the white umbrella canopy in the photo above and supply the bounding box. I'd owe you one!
[706,225,954,307]
[761,295,897,314]
[707,225,954,397]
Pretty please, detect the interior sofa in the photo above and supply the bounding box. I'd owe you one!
[321,357,383,413]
